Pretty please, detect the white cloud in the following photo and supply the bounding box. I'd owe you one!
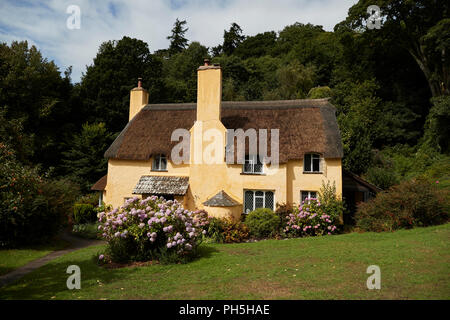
[0,0,357,83]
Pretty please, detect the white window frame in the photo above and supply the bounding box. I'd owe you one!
[303,153,322,173]
[152,154,167,171]
[301,191,317,203]
[244,190,275,213]
[243,154,264,174]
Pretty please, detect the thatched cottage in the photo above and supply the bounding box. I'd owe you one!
[92,60,344,220]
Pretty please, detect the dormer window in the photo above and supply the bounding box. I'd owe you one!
[304,153,321,173]
[243,154,263,174]
[152,154,167,171]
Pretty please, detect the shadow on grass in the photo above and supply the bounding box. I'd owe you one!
[193,244,219,261]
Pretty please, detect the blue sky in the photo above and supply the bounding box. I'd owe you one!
[0,0,357,83]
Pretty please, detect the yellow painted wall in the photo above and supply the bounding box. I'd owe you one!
[104,158,189,208]
[287,158,342,206]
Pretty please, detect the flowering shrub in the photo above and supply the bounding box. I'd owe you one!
[0,142,80,247]
[204,217,249,243]
[284,198,339,237]
[98,196,209,264]
[355,178,449,232]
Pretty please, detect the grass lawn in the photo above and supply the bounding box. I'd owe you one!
[0,239,69,276]
[0,223,449,300]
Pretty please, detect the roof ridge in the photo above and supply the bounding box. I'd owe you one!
[144,98,332,111]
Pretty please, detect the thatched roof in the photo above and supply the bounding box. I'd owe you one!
[132,176,189,195]
[91,175,107,191]
[104,99,343,163]
[203,190,241,207]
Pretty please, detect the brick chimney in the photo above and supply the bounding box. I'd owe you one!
[197,59,222,122]
[129,77,149,121]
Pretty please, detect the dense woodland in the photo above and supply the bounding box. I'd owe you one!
[1,0,449,195]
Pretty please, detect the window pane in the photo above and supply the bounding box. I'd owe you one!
[243,163,252,172]
[254,163,263,173]
[255,196,264,208]
[301,191,308,202]
[310,191,317,199]
[312,156,320,172]
[265,191,274,210]
[152,157,158,170]
[304,154,311,171]
[160,156,167,170]
[244,191,254,213]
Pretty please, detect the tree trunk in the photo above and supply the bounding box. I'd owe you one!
[408,44,442,97]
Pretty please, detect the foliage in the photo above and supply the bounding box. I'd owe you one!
[245,208,281,238]
[0,142,80,247]
[222,23,245,55]
[285,198,340,237]
[318,180,345,223]
[61,122,113,192]
[355,179,449,232]
[76,193,99,207]
[73,204,96,224]
[204,217,249,243]
[421,95,450,153]
[167,18,189,55]
[340,0,450,97]
[79,36,163,133]
[72,223,101,240]
[98,196,209,263]
[308,86,332,99]
[0,41,74,168]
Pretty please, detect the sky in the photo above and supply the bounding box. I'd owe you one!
[0,0,358,83]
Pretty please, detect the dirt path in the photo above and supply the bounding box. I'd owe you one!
[0,233,104,288]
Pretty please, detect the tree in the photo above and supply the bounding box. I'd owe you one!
[167,18,189,55]
[62,122,114,192]
[79,36,163,133]
[163,42,209,102]
[234,31,277,58]
[421,95,450,153]
[338,0,450,97]
[0,41,75,169]
[223,23,245,55]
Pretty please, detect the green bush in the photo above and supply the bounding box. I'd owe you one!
[0,143,80,247]
[355,178,449,232]
[364,166,398,190]
[318,180,345,224]
[245,208,281,238]
[205,217,249,243]
[77,193,99,207]
[73,204,96,224]
[72,222,101,240]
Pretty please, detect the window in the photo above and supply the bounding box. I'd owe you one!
[304,153,321,173]
[244,190,274,213]
[243,154,263,174]
[152,154,167,171]
[301,191,317,203]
